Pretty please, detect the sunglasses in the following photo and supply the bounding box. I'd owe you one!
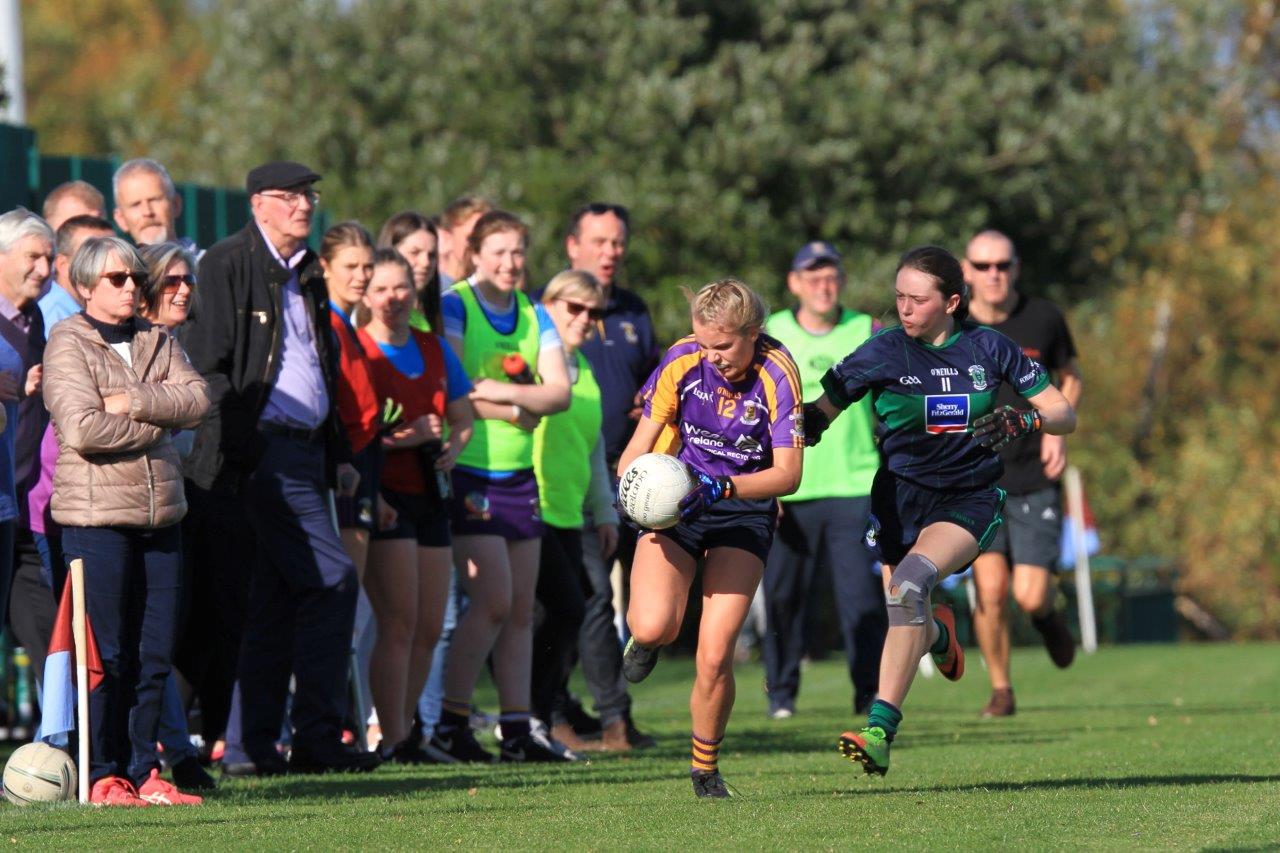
[558,298,605,321]
[159,273,197,289]
[968,260,1013,272]
[101,270,149,288]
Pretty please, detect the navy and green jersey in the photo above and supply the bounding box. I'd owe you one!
[820,322,1050,491]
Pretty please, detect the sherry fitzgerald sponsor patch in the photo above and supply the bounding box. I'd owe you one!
[925,394,970,434]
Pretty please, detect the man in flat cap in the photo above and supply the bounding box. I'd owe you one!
[183,161,374,776]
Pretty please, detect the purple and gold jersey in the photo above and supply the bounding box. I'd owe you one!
[821,323,1050,491]
[643,333,804,478]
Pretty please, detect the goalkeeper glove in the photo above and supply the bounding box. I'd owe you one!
[971,405,1042,451]
[802,402,831,447]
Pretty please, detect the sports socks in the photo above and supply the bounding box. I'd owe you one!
[867,699,903,742]
[690,733,722,774]
[437,698,472,734]
[929,616,950,656]
[499,709,531,741]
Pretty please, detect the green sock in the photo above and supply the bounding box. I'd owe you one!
[867,699,903,741]
[929,617,949,655]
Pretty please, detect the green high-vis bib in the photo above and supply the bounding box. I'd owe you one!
[534,351,602,528]
[453,282,542,472]
[765,308,879,500]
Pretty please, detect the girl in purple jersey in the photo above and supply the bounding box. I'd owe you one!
[803,246,1076,778]
[616,278,804,798]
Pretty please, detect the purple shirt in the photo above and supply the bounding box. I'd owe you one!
[26,423,58,534]
[256,224,329,429]
[642,333,804,477]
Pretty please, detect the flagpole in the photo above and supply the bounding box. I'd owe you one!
[1064,466,1098,654]
[69,558,90,804]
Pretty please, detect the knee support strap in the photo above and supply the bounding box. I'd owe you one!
[886,554,940,627]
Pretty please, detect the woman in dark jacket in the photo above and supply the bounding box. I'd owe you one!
[44,235,210,806]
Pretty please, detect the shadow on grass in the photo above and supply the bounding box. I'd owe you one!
[1017,702,1276,716]
[829,772,1280,796]
[718,726,1068,755]
[221,762,695,802]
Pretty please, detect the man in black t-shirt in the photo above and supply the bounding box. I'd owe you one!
[963,230,1083,718]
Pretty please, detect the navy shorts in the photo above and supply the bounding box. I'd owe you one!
[986,485,1061,571]
[449,467,544,541]
[655,497,777,565]
[372,486,452,548]
[335,442,381,531]
[867,469,1006,566]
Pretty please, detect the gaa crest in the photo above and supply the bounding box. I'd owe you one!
[968,364,988,391]
[740,398,762,425]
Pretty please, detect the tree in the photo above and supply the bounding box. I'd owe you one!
[21,0,205,155]
[132,0,1223,336]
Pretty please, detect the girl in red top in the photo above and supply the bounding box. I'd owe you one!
[320,223,394,575]
[358,249,473,763]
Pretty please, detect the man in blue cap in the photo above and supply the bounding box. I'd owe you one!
[183,161,375,775]
[760,241,886,719]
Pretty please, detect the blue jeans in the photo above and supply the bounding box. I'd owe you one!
[417,566,464,734]
[62,523,183,787]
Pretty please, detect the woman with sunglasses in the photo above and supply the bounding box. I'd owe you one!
[528,270,616,754]
[139,242,198,332]
[133,241,220,792]
[803,246,1075,779]
[44,235,210,806]
[430,210,571,764]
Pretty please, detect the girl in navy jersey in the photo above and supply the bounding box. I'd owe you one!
[616,279,804,798]
[803,246,1076,778]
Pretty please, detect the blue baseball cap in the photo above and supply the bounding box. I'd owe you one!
[791,240,842,271]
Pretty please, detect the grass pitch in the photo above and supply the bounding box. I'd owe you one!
[0,642,1277,850]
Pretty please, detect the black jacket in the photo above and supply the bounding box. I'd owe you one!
[184,222,347,493]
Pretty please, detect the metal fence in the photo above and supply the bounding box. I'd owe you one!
[0,122,330,247]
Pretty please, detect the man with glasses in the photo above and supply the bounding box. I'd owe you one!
[183,162,373,775]
[761,241,886,720]
[962,229,1082,718]
[112,159,201,259]
[557,202,659,751]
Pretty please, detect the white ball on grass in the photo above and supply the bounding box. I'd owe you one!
[3,742,77,806]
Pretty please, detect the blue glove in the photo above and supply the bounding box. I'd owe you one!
[678,469,735,523]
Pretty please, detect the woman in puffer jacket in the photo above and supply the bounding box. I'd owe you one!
[43,235,210,807]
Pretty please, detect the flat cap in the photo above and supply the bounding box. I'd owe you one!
[246,161,322,195]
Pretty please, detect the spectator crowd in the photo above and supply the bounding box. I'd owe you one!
[0,155,1078,807]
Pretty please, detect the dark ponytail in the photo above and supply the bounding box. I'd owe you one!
[897,245,968,322]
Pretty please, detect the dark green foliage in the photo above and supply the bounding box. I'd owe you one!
[137,0,1224,337]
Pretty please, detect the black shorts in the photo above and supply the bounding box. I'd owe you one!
[655,497,776,565]
[867,469,1005,566]
[335,443,381,531]
[372,486,452,548]
[986,485,1061,571]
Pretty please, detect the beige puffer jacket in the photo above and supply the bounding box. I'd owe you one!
[43,314,210,528]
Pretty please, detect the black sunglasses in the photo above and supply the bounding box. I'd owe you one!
[559,298,605,321]
[159,273,197,289]
[101,270,149,288]
[968,260,1013,272]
